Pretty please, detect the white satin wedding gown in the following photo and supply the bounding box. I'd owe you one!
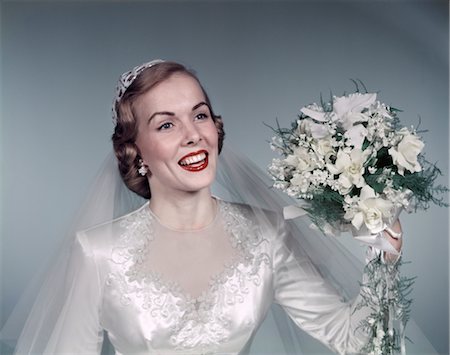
[40,199,372,355]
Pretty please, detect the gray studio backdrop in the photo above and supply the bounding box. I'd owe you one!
[1,1,448,354]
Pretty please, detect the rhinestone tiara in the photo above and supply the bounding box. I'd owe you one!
[112,59,165,125]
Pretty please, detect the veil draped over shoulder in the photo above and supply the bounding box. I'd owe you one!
[0,147,438,354]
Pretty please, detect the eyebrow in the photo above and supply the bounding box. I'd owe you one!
[147,101,210,123]
[148,111,174,123]
[192,101,209,111]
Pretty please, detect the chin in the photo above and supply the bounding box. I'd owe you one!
[183,172,216,193]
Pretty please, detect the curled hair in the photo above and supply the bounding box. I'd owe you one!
[112,62,225,199]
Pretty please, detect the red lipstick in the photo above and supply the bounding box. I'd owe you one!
[178,150,209,172]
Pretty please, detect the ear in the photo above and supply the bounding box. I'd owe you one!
[133,142,145,163]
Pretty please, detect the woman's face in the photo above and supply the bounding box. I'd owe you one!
[134,73,219,197]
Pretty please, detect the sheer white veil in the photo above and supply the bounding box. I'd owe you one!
[0,145,356,354]
[0,145,438,354]
[0,152,143,354]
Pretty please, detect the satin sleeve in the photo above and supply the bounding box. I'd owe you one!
[43,232,104,354]
[272,217,370,355]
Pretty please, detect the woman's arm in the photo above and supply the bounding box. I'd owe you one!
[42,232,104,354]
[272,216,402,355]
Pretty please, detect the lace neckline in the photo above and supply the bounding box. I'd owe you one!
[109,199,270,310]
[147,198,220,233]
[144,200,242,302]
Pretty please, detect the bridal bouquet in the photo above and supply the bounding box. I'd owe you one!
[268,84,448,354]
[268,86,447,237]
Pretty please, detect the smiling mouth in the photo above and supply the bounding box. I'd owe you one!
[178,150,209,172]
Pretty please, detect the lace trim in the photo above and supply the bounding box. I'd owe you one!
[106,201,271,350]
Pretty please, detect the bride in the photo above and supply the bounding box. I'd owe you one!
[10,60,402,354]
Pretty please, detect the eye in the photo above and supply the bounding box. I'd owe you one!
[158,122,174,131]
[195,112,209,121]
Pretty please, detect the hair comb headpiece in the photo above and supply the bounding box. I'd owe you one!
[112,59,165,125]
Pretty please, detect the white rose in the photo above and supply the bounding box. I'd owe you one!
[285,147,316,172]
[284,154,298,167]
[312,136,335,160]
[352,185,393,234]
[388,128,424,175]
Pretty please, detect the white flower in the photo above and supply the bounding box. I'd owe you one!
[327,148,369,193]
[343,195,359,221]
[268,158,288,180]
[273,181,289,190]
[290,172,311,193]
[312,135,335,158]
[388,128,424,175]
[309,169,329,187]
[270,136,284,153]
[366,100,393,121]
[297,118,329,139]
[301,93,376,131]
[333,92,376,129]
[384,186,412,209]
[296,119,310,135]
[351,185,393,234]
[344,123,368,148]
[300,104,328,122]
[284,147,317,172]
[310,124,330,139]
[376,328,385,340]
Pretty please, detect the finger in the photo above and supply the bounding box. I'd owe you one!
[385,226,403,240]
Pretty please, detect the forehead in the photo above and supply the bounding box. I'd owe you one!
[134,73,206,115]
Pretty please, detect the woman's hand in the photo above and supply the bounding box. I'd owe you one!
[383,219,403,263]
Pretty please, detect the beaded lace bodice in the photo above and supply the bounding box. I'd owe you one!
[103,201,271,353]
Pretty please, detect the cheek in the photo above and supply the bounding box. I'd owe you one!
[148,142,175,167]
[205,122,219,148]
[210,131,219,148]
[137,134,171,168]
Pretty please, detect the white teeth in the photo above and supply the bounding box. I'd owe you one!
[179,152,207,166]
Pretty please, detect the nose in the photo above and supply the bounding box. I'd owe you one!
[182,121,201,146]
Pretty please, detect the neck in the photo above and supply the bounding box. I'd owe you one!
[149,189,217,230]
